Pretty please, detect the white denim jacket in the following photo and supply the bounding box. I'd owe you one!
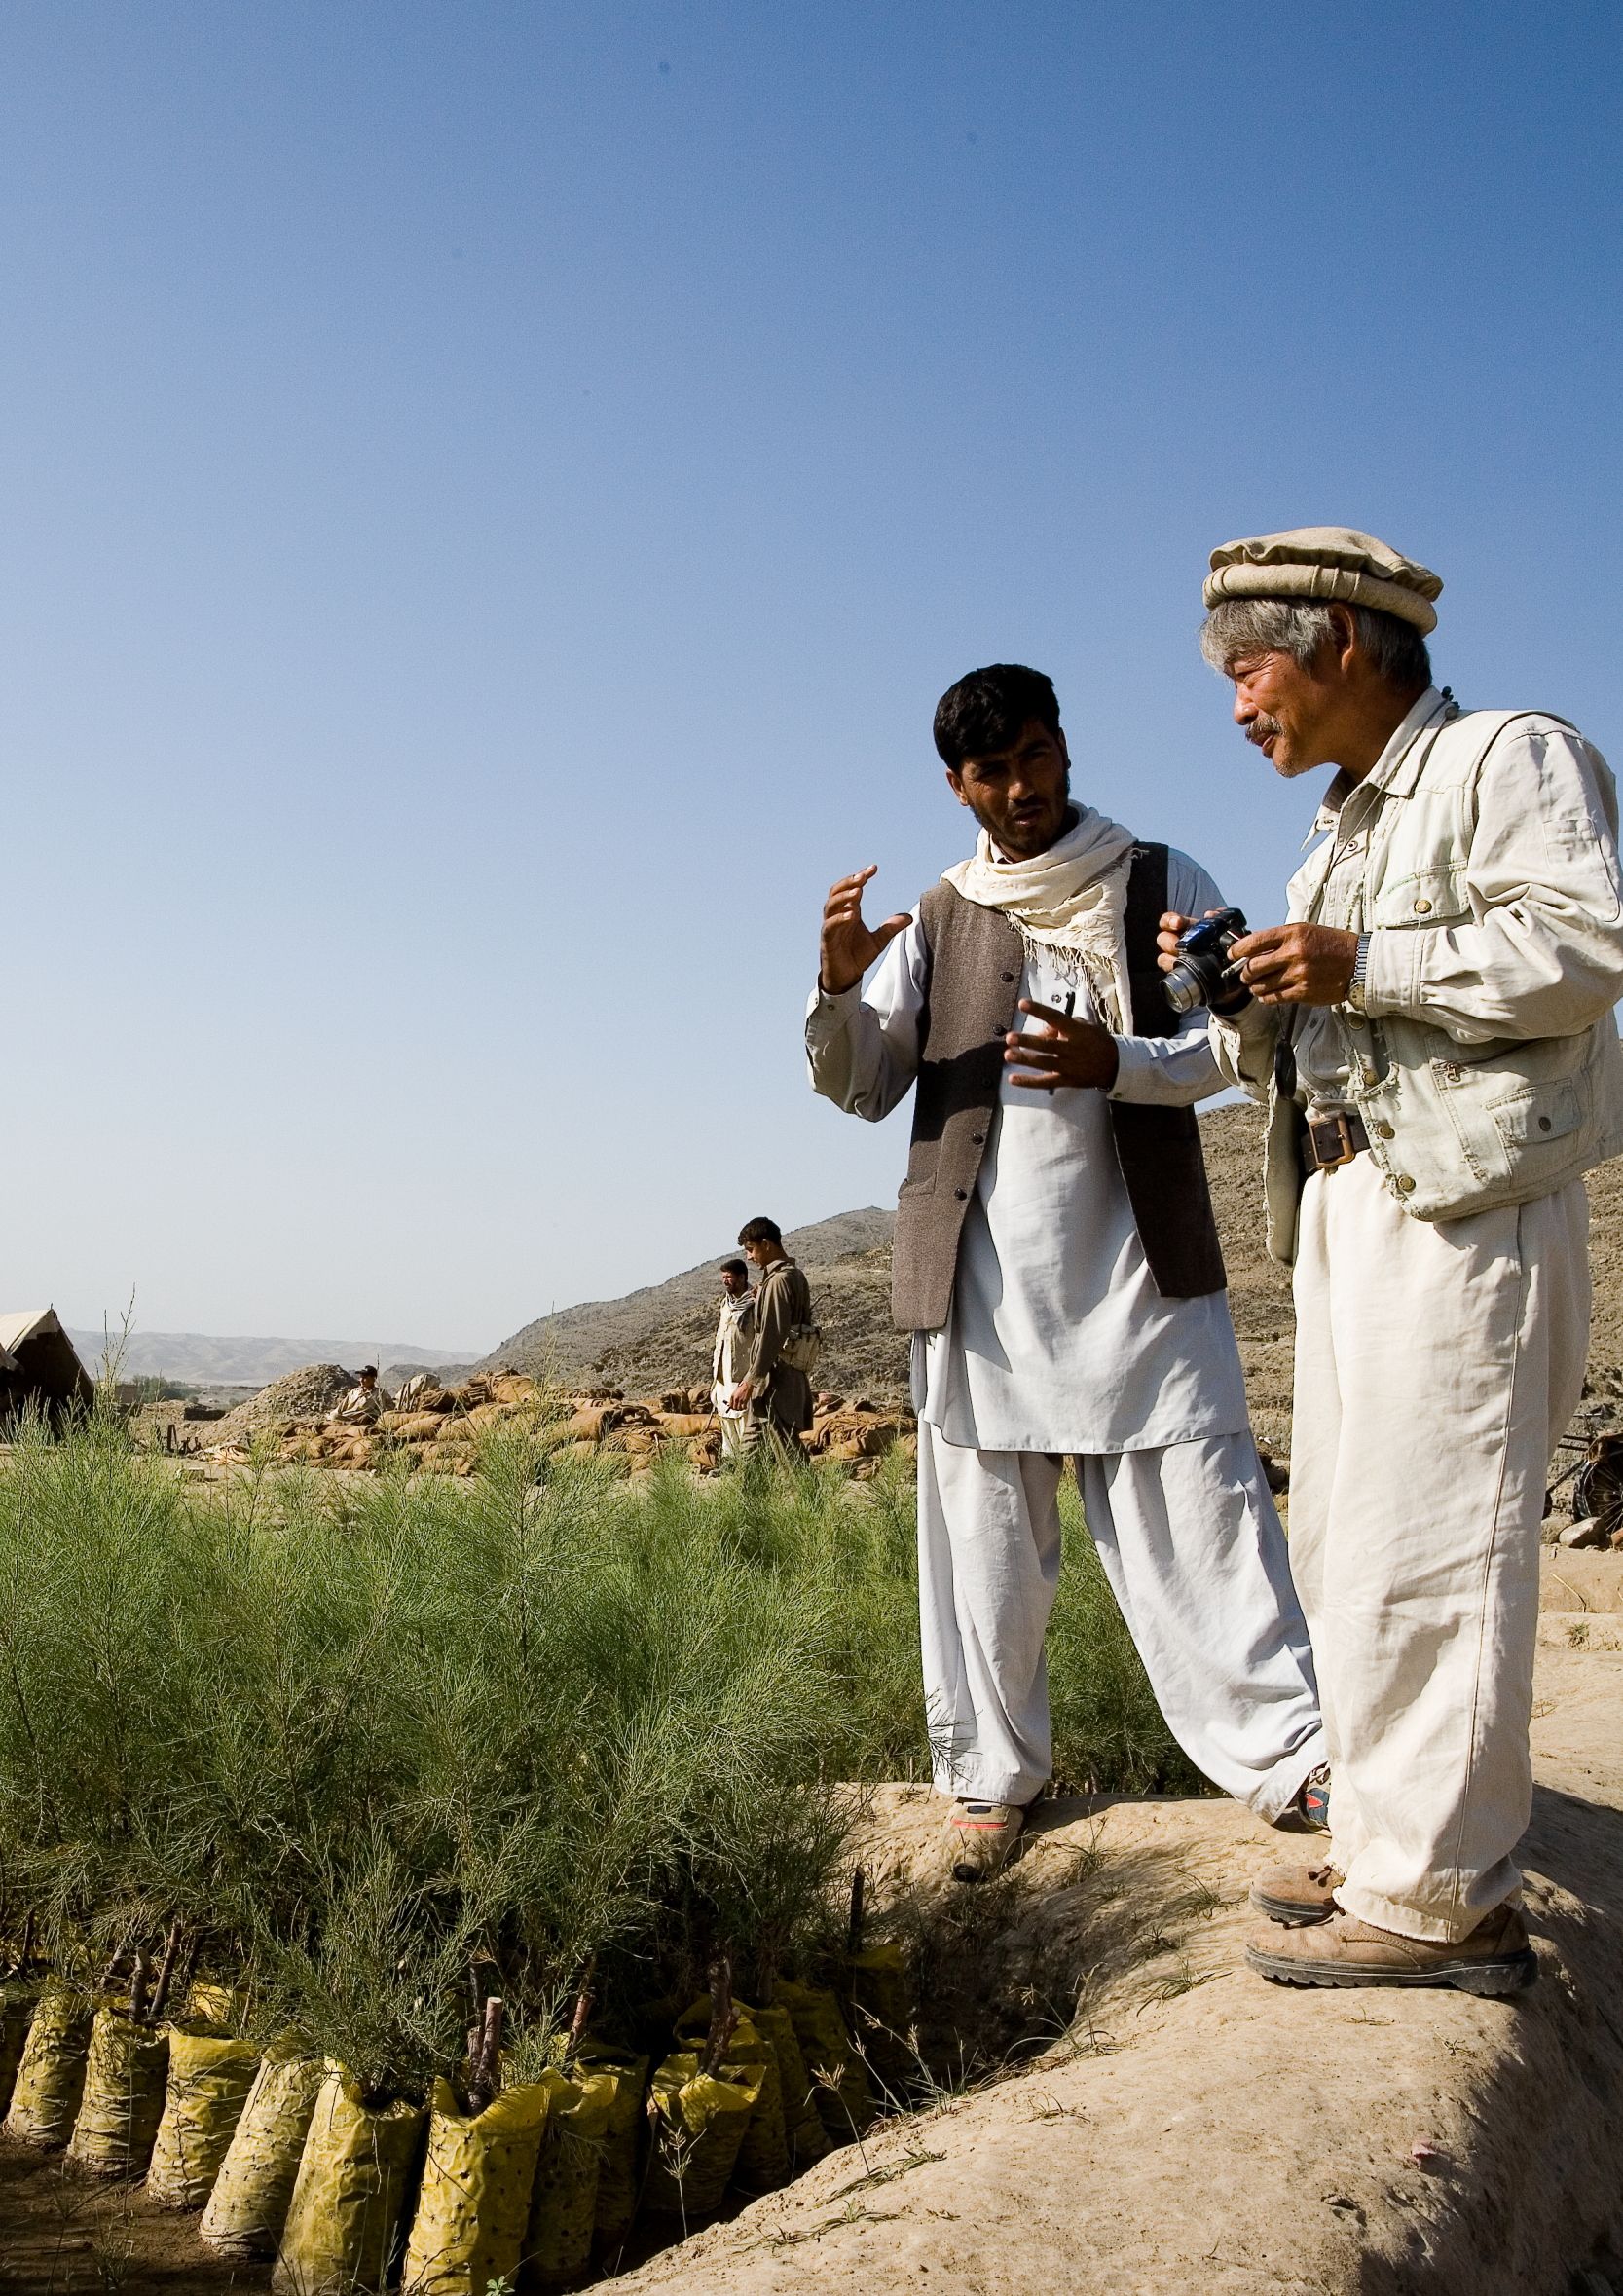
[1212,687,1623,1264]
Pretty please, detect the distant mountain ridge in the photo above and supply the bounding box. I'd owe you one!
[473,1207,898,1387]
[63,1329,474,1388]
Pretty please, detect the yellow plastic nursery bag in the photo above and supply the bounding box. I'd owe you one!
[776,1980,875,2142]
[571,2043,647,2251]
[672,2006,788,2195]
[643,2051,763,2222]
[400,2076,549,2296]
[67,2005,171,2176]
[271,2064,425,2296]
[520,2064,613,2287]
[750,1999,829,2167]
[200,2041,325,2256]
[847,1940,914,2091]
[5,1986,93,2147]
[0,1981,40,2118]
[147,2025,262,2207]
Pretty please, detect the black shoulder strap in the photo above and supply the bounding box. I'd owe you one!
[1123,842,1177,1038]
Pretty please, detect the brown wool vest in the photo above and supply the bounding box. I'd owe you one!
[890,842,1226,1332]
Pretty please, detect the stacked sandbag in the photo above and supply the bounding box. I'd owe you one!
[776,1980,876,2143]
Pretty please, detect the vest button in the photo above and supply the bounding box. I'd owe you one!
[1001,971,1015,983]
[1414,897,1432,913]
[971,1132,985,1146]
[954,1187,968,1201]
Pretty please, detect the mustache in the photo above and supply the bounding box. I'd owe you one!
[1245,716,1284,748]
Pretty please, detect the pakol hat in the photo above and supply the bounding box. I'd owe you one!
[1203,527,1442,634]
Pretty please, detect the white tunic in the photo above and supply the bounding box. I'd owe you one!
[805,849,1249,1455]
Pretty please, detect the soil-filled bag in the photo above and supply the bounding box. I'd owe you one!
[5,1986,93,2147]
[521,2064,614,2287]
[570,2042,647,2252]
[147,2027,262,2208]
[67,2006,171,2177]
[776,1980,875,2143]
[847,1941,914,2092]
[0,1982,41,2118]
[400,2077,549,2296]
[271,2066,425,2296]
[201,2042,325,2256]
[751,2000,829,2168]
[672,2005,788,2196]
[644,2051,764,2222]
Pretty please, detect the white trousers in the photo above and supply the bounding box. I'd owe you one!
[1291,1161,1589,1943]
[917,1421,1326,1818]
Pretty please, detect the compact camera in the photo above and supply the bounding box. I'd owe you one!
[1162,907,1252,1018]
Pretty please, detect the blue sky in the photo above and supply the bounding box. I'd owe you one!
[3,1,1619,1349]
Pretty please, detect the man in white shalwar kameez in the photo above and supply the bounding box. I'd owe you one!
[711,1258,756,1462]
[807,663,1325,1878]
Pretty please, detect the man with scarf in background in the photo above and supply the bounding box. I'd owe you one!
[806,663,1325,1879]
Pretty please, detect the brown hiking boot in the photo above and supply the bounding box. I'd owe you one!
[1246,1904,1536,1996]
[945,1800,1026,1882]
[1250,1859,1344,1926]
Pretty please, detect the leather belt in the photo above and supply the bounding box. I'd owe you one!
[1304,1108,1370,1173]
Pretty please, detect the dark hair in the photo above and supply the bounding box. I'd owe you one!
[719,1256,748,1279]
[737,1217,782,1247]
[933,664,1062,770]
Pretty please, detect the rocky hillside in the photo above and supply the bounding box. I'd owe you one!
[474,1207,900,1389]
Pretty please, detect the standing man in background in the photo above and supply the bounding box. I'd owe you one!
[729,1217,815,1457]
[807,663,1325,1881]
[1178,527,1623,1993]
[711,1256,756,1462]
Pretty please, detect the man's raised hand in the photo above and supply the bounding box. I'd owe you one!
[820,867,910,995]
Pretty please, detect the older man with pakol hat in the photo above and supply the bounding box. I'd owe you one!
[1166,526,1623,1993]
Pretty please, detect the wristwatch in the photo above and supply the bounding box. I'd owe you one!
[1345,933,1372,1015]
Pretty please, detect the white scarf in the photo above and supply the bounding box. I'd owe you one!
[941,805,1137,1027]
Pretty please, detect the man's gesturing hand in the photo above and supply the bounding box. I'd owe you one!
[1227,924,1359,1007]
[1005,1000,1120,1092]
[820,866,910,995]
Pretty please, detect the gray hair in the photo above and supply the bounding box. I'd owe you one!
[1199,597,1431,689]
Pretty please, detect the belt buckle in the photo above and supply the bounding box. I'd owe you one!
[1308,1110,1358,1172]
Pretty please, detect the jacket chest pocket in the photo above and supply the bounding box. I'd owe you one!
[1369,858,1472,930]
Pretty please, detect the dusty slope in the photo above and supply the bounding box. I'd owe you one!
[618,1602,1623,2296]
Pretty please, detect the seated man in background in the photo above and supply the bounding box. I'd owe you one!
[806,661,1325,1881]
[328,1364,387,1426]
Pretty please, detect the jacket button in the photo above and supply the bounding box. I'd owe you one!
[1414,897,1432,913]
[1395,1174,1416,1194]
[954,1187,968,1201]
[1375,1121,1394,1140]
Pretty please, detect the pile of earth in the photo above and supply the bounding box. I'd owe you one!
[203,1362,356,1448]
[205,1369,913,1478]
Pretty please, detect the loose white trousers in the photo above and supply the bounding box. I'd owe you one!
[1291,1160,1589,1943]
[917,1422,1326,1818]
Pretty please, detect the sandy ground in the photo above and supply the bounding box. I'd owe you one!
[5,1555,1622,2296]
